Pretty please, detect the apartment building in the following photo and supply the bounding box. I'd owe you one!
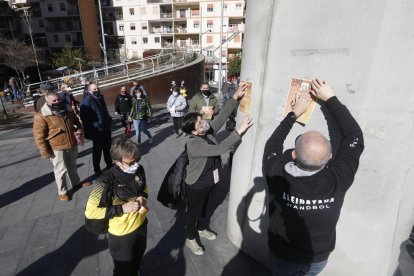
[5,0,101,63]
[101,0,245,73]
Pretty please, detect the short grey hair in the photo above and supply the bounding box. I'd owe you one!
[45,91,60,99]
[110,137,140,161]
[295,134,331,171]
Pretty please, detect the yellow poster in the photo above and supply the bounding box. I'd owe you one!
[283,78,317,125]
[239,81,252,115]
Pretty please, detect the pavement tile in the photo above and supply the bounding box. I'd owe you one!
[15,215,63,275]
[0,220,35,276]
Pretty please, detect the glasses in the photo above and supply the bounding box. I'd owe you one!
[120,158,140,166]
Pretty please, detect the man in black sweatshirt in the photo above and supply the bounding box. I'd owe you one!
[263,78,364,275]
[114,86,133,136]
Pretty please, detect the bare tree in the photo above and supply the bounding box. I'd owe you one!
[0,36,38,81]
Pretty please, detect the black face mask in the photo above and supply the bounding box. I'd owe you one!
[49,101,65,109]
[92,90,100,97]
[201,89,210,96]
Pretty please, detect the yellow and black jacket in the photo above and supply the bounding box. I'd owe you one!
[85,165,148,236]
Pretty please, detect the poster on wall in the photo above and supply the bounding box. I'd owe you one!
[239,81,252,115]
[283,78,317,125]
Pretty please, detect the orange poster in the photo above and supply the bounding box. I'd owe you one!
[283,78,316,125]
[239,81,252,115]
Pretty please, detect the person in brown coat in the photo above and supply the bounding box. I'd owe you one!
[33,91,88,201]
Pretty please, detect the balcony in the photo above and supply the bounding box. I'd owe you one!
[160,13,172,18]
[175,27,187,33]
[45,26,82,32]
[103,14,123,21]
[67,9,80,16]
[147,0,172,3]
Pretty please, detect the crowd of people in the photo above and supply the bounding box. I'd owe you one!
[31,76,364,276]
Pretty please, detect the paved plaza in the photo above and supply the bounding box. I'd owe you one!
[0,106,270,276]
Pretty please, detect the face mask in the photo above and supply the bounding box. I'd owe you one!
[199,119,210,133]
[173,92,179,96]
[136,93,142,98]
[119,162,139,174]
[92,90,100,97]
[49,101,65,110]
[120,90,126,95]
[201,89,210,96]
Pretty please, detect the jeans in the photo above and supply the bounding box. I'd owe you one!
[133,119,152,144]
[270,253,327,276]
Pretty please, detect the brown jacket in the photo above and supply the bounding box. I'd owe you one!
[33,103,82,158]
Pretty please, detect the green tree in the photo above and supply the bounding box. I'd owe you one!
[228,53,242,77]
[51,45,88,71]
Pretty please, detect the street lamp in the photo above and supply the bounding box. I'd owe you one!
[97,0,108,74]
[15,6,42,82]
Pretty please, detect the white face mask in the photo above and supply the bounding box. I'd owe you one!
[173,91,179,96]
[198,119,210,133]
[119,162,140,174]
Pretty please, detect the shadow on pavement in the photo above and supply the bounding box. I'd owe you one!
[141,209,187,275]
[0,163,84,209]
[15,226,107,276]
[0,154,39,170]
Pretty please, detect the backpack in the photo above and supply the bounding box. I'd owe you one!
[157,147,188,209]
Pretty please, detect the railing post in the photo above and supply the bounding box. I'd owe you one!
[125,63,129,81]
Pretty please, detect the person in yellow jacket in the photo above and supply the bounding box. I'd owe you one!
[85,137,149,276]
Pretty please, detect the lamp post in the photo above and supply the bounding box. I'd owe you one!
[15,7,42,82]
[97,0,108,74]
[218,0,224,97]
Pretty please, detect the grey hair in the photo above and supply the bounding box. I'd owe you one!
[295,134,331,171]
[110,137,140,161]
[45,91,60,99]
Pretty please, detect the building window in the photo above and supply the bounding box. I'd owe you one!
[140,7,146,16]
[207,50,212,57]
[47,4,53,12]
[60,3,66,11]
[53,34,59,42]
[130,23,135,30]
[236,3,242,10]
[193,21,199,28]
[131,38,137,45]
[119,24,124,31]
[154,37,160,43]
[206,35,212,43]
[129,8,134,15]
[192,9,199,16]
[38,19,44,28]
[207,4,213,12]
[142,23,147,31]
[65,34,71,42]
[207,20,213,28]
[143,37,148,44]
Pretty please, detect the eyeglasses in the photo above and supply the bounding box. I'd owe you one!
[120,158,140,166]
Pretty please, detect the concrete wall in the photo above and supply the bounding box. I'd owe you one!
[226,0,414,275]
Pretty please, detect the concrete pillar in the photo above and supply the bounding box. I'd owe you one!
[226,0,414,275]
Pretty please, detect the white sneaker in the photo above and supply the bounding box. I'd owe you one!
[198,229,217,240]
[185,238,204,255]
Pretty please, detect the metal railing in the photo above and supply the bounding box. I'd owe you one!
[25,47,196,105]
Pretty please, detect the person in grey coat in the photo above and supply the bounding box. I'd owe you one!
[167,87,187,137]
[180,82,253,256]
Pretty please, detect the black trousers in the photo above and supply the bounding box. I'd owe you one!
[92,130,112,173]
[172,116,183,134]
[185,184,216,240]
[108,220,148,276]
[120,112,131,129]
